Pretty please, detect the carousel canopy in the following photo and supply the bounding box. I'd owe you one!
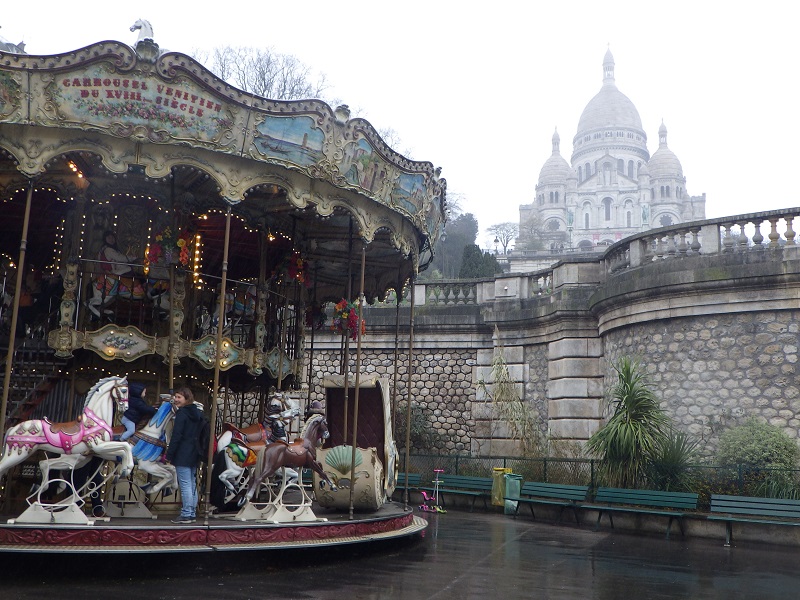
[0,37,446,302]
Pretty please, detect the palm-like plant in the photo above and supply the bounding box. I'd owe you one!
[587,357,669,488]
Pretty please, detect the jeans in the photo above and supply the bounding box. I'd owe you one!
[175,465,197,518]
[120,416,136,441]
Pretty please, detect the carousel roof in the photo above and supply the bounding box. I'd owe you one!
[0,38,446,302]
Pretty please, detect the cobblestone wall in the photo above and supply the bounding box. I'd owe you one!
[309,349,476,453]
[524,343,550,434]
[604,310,800,456]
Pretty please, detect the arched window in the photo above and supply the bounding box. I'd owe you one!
[617,159,624,173]
[585,162,591,178]
[659,215,674,227]
[603,197,612,221]
[555,191,559,202]
[603,163,612,185]
[628,160,634,178]
[549,191,553,202]
[578,166,582,182]
[666,185,671,197]
[584,213,590,229]
[660,186,665,198]
[627,211,632,227]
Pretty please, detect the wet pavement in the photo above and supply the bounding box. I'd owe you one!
[1,509,797,599]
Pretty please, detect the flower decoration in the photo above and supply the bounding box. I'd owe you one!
[273,250,312,287]
[146,226,193,267]
[331,298,366,341]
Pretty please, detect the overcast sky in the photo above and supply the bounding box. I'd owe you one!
[2,2,798,249]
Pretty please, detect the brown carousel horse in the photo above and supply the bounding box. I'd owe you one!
[243,415,337,502]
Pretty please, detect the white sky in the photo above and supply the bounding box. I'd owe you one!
[3,2,799,249]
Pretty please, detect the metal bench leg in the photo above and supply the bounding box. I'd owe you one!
[571,505,580,526]
[665,517,673,540]
[724,522,732,547]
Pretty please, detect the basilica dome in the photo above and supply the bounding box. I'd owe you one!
[648,122,683,179]
[538,129,571,185]
[575,49,644,135]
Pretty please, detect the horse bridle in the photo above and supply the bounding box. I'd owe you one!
[110,379,128,407]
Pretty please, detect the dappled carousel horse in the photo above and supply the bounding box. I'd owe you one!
[0,376,134,484]
[210,403,300,508]
[243,415,337,502]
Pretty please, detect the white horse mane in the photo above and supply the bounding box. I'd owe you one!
[83,375,125,408]
[300,414,325,439]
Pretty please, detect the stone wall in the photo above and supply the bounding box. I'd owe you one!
[604,310,800,456]
[308,349,476,453]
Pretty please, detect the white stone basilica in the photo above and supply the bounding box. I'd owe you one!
[516,49,705,261]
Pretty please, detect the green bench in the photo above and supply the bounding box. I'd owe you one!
[505,482,590,524]
[709,494,800,546]
[420,474,494,511]
[393,472,422,500]
[583,487,699,539]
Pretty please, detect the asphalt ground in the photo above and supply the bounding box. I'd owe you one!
[0,508,796,599]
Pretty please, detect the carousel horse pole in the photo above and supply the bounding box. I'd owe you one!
[0,376,134,484]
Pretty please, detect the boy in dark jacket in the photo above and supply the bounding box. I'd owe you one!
[120,382,156,441]
[166,387,203,523]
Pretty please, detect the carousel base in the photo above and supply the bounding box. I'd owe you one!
[0,501,425,554]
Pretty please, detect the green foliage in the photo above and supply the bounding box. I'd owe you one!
[716,417,800,470]
[646,429,700,491]
[426,213,479,279]
[587,357,669,488]
[458,245,501,278]
[477,342,544,457]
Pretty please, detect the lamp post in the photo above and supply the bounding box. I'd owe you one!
[494,236,499,255]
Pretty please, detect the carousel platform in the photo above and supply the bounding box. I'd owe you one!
[0,501,425,554]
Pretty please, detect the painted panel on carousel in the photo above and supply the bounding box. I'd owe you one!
[41,64,240,148]
[190,335,243,370]
[341,137,393,195]
[0,71,23,122]
[253,114,325,167]
[85,324,156,361]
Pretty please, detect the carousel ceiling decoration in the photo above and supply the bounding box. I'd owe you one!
[0,38,447,270]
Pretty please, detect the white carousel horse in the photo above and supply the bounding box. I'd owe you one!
[0,376,134,483]
[35,398,177,505]
[130,19,154,42]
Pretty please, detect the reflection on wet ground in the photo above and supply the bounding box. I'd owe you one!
[1,509,797,599]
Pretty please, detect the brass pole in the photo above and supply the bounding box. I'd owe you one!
[0,181,34,437]
[203,205,232,525]
[390,275,402,432]
[167,264,175,391]
[348,245,366,519]
[403,274,416,506]
[342,219,354,440]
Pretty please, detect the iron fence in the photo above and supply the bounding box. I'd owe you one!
[399,454,800,510]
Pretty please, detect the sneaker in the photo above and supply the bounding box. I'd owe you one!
[171,517,195,524]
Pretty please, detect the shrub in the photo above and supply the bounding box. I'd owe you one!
[716,418,799,470]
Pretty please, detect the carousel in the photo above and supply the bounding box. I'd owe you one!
[0,22,445,553]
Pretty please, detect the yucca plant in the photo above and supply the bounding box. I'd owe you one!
[647,428,700,491]
[587,357,669,488]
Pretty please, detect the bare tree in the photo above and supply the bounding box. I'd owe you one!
[516,213,545,251]
[193,46,328,100]
[487,222,518,254]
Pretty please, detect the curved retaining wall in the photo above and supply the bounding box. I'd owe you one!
[308,208,800,457]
